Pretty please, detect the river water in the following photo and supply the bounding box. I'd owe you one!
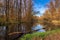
[0,23,45,40]
[0,24,45,35]
[32,24,45,32]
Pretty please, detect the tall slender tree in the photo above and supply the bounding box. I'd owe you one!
[5,0,9,40]
[18,0,22,32]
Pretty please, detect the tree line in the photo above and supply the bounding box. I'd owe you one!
[39,0,60,31]
[0,0,38,40]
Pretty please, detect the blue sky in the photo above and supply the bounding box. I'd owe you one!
[33,0,50,16]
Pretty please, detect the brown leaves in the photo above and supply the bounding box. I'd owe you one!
[39,0,60,31]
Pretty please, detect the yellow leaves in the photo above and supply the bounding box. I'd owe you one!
[39,0,60,30]
[0,15,6,23]
[52,20,60,25]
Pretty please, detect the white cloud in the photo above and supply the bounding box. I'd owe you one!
[34,7,48,16]
[39,7,48,13]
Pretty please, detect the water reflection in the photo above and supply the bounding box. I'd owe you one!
[0,26,6,36]
[32,24,45,32]
[0,24,45,36]
[0,26,6,40]
[0,23,45,40]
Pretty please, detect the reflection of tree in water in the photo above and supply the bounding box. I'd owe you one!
[7,22,33,40]
[8,21,34,34]
[0,26,6,40]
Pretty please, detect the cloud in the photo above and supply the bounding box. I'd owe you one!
[34,6,48,16]
[39,7,48,14]
[33,0,49,16]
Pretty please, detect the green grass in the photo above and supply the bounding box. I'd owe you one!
[19,29,60,40]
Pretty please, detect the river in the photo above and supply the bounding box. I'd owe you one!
[32,24,45,32]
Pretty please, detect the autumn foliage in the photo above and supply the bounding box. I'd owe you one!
[39,0,60,31]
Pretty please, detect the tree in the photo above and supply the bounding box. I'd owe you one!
[0,0,35,39]
[39,0,60,31]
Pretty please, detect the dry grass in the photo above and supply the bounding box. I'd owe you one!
[20,29,60,40]
[44,31,60,40]
[32,36,42,40]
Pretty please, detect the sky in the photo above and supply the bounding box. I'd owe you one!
[0,0,50,16]
[33,0,50,16]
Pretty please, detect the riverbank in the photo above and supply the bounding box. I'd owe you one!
[19,29,60,40]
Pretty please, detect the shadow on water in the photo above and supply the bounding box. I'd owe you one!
[0,23,45,40]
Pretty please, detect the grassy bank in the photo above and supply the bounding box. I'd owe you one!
[19,29,60,40]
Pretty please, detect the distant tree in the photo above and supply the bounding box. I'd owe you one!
[39,0,60,31]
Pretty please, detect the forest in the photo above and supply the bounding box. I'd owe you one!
[0,0,60,40]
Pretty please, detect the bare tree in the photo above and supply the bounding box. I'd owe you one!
[5,0,9,40]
